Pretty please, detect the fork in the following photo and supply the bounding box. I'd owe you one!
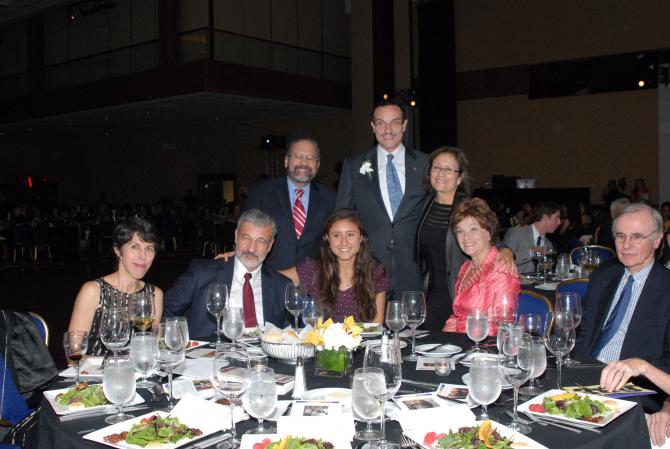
[392,429,418,449]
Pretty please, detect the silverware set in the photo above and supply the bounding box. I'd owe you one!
[505,409,601,434]
[59,404,150,422]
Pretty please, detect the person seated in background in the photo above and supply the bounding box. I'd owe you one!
[632,177,651,203]
[68,217,163,355]
[503,202,562,274]
[443,198,520,335]
[279,209,389,323]
[661,202,670,232]
[596,196,631,249]
[163,209,291,339]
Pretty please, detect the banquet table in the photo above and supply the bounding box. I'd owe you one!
[36,332,652,449]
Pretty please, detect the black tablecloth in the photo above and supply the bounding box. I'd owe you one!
[36,332,652,449]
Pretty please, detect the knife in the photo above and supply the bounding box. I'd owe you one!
[400,379,440,389]
[59,404,150,422]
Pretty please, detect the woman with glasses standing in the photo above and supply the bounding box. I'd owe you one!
[416,147,515,330]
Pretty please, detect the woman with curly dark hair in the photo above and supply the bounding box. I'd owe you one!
[280,210,389,322]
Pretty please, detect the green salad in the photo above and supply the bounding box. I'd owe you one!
[103,415,203,447]
[55,383,108,408]
[258,436,334,449]
[541,392,610,423]
[425,421,513,449]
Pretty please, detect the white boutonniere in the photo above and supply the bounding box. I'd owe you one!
[359,160,374,180]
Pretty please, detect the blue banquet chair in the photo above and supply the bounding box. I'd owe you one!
[28,311,49,346]
[556,278,589,303]
[518,290,553,333]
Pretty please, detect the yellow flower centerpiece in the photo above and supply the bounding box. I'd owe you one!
[305,316,363,377]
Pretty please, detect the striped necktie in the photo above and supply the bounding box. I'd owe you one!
[293,188,306,239]
[386,154,402,218]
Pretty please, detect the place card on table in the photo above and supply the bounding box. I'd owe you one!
[186,347,217,359]
[163,378,216,399]
[435,383,470,404]
[563,382,657,399]
[393,392,453,412]
[278,401,355,441]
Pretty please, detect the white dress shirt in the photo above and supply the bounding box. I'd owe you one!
[377,144,406,221]
[228,257,265,330]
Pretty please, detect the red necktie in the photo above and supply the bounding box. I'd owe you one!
[243,272,258,327]
[293,189,306,239]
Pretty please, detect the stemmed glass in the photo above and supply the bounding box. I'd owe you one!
[222,307,245,344]
[531,246,544,278]
[401,291,426,361]
[285,284,304,330]
[544,310,576,389]
[466,308,489,353]
[539,247,556,283]
[491,291,517,325]
[212,344,250,449]
[499,324,522,357]
[363,340,402,449]
[519,337,547,395]
[579,247,600,275]
[63,331,88,385]
[352,367,382,442]
[469,356,501,421]
[499,333,535,434]
[154,322,187,410]
[555,292,582,367]
[242,365,277,434]
[130,332,158,389]
[302,296,323,328]
[207,283,229,348]
[165,316,190,350]
[100,307,131,356]
[102,355,137,424]
[385,300,406,347]
[129,291,155,332]
[518,314,543,337]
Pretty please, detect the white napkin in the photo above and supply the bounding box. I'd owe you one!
[277,414,356,441]
[173,357,213,378]
[397,403,476,432]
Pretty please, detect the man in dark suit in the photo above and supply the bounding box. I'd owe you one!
[163,209,291,339]
[576,203,670,421]
[336,99,428,293]
[244,137,335,270]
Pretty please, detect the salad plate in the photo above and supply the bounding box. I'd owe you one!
[361,339,408,349]
[240,433,350,449]
[415,344,461,357]
[360,323,384,338]
[518,389,637,427]
[44,383,144,416]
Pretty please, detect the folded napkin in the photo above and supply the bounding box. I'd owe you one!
[278,412,356,441]
[397,404,475,432]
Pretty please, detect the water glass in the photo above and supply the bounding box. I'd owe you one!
[100,307,131,356]
[469,356,501,421]
[164,316,190,351]
[129,290,155,332]
[222,307,245,343]
[302,296,323,328]
[130,332,158,388]
[401,291,426,362]
[499,333,534,434]
[206,283,229,348]
[491,291,517,325]
[555,254,570,279]
[352,367,382,441]
[243,365,277,434]
[466,310,489,352]
[285,284,304,330]
[519,337,547,395]
[63,331,88,386]
[212,344,250,448]
[102,355,136,424]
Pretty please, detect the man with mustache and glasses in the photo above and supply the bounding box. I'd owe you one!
[163,209,291,338]
[241,137,335,271]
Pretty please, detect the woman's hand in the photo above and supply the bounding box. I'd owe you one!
[214,251,235,261]
[494,248,517,275]
[600,358,648,392]
[648,402,670,447]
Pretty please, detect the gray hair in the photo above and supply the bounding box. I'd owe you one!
[612,202,664,235]
[286,137,321,161]
[610,197,630,218]
[237,209,277,239]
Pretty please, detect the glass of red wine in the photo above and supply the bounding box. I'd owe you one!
[64,331,89,385]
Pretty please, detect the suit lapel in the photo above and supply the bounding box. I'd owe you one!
[587,267,623,350]
[260,266,276,323]
[276,178,298,242]
[367,148,387,218]
[215,259,235,289]
[303,182,320,236]
[621,263,661,356]
[394,149,422,221]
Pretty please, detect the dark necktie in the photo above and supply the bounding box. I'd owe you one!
[242,272,258,328]
[386,154,402,218]
[536,235,542,247]
[293,189,306,239]
[591,275,635,358]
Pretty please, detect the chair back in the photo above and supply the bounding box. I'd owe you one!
[28,311,49,346]
[556,278,589,303]
[518,290,553,331]
[0,353,31,426]
[569,245,616,265]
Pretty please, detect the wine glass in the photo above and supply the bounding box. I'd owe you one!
[401,291,426,361]
[212,344,250,448]
[285,284,304,330]
[243,365,277,434]
[63,331,88,385]
[165,316,190,351]
[469,356,501,421]
[499,323,523,357]
[555,292,582,367]
[519,336,547,395]
[498,333,535,435]
[544,310,576,389]
[491,291,517,325]
[154,322,187,410]
[518,313,543,337]
[496,322,513,354]
[363,341,402,449]
[579,247,600,275]
[207,283,229,348]
[100,307,131,356]
[129,290,155,332]
[385,300,406,347]
[352,367,382,442]
[531,246,544,278]
[466,309,489,352]
[102,355,136,424]
[302,296,323,328]
[222,307,245,344]
[130,332,158,389]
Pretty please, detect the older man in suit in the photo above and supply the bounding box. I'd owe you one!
[336,99,428,294]
[243,137,335,270]
[503,202,562,274]
[163,209,291,339]
[575,202,670,440]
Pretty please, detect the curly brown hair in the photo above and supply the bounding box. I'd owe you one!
[319,210,385,321]
[451,198,498,244]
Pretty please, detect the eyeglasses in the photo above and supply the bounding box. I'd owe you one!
[614,231,658,245]
[288,154,319,163]
[430,165,462,175]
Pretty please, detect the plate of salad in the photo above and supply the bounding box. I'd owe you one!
[518,389,636,427]
[240,434,350,449]
[359,323,384,338]
[44,382,144,415]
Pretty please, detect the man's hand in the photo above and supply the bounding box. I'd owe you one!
[495,248,517,275]
[648,401,670,447]
[214,251,235,261]
[600,358,647,392]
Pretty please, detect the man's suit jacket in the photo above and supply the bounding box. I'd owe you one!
[503,225,554,274]
[335,147,428,293]
[162,258,291,339]
[244,177,335,270]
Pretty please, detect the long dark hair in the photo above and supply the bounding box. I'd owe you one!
[319,210,384,321]
[423,146,472,200]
